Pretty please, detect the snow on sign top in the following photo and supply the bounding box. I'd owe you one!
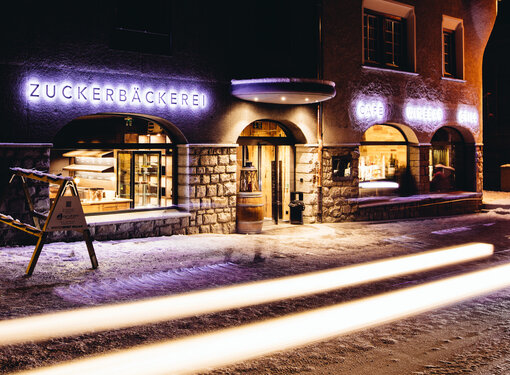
[10,167,73,182]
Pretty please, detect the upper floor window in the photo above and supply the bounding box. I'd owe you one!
[362,0,415,72]
[110,0,172,55]
[364,11,406,69]
[442,16,464,80]
[443,29,456,77]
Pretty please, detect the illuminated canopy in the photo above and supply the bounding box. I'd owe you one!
[231,78,336,105]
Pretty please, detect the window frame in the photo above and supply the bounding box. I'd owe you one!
[362,0,415,73]
[442,16,464,80]
[443,29,456,77]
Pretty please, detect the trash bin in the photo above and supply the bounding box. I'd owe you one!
[501,164,510,192]
[289,192,304,225]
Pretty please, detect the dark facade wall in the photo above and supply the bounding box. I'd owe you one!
[483,1,510,190]
[322,0,496,145]
[0,1,319,145]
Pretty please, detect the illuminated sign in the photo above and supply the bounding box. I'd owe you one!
[355,99,386,122]
[457,105,478,127]
[26,78,208,111]
[404,102,444,127]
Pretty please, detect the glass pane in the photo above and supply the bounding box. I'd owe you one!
[362,125,406,142]
[117,152,131,200]
[134,152,160,208]
[359,145,407,181]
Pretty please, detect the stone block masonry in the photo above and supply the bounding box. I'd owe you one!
[178,145,238,234]
[321,146,359,222]
[0,144,51,246]
[295,145,319,223]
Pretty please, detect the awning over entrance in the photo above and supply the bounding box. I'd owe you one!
[231,78,336,105]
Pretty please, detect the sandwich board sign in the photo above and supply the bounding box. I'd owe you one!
[46,196,87,232]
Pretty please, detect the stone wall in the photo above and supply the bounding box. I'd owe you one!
[409,145,430,194]
[0,144,51,246]
[321,146,359,222]
[48,214,192,243]
[178,144,237,234]
[356,193,482,221]
[475,145,483,193]
[295,145,319,223]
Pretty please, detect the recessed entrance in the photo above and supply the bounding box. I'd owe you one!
[237,121,295,224]
[431,126,471,191]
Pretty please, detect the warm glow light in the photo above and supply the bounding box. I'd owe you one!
[305,98,309,102]
[14,257,510,375]
[254,97,259,101]
[281,96,286,101]
[0,243,492,347]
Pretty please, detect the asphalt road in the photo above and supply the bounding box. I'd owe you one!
[1,207,510,374]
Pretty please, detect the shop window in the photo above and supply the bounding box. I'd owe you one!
[110,0,172,55]
[332,155,352,180]
[359,125,407,182]
[50,117,174,214]
[442,16,464,79]
[363,0,415,72]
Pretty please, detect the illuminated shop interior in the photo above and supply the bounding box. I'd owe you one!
[237,121,294,223]
[359,124,407,182]
[50,114,174,214]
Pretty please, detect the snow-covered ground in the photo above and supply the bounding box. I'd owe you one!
[1,193,510,374]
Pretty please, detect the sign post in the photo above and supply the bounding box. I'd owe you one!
[0,167,98,276]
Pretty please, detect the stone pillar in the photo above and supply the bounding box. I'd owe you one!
[475,144,483,193]
[295,145,319,223]
[409,144,431,194]
[321,146,359,222]
[0,143,52,245]
[177,144,237,234]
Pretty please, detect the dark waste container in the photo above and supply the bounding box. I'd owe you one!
[289,192,304,225]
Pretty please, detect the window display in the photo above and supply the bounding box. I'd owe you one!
[359,125,407,182]
[50,118,174,214]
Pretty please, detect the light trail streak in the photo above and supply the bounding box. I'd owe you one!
[13,257,510,375]
[0,243,492,346]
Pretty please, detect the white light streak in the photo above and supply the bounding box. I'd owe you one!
[359,181,399,189]
[0,243,492,347]
[14,255,510,375]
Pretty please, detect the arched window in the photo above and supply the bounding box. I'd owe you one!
[359,124,408,182]
[50,114,176,213]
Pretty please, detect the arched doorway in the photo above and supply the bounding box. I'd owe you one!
[51,113,183,213]
[237,120,296,224]
[430,126,470,191]
[359,124,409,185]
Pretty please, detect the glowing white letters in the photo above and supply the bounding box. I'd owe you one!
[404,103,444,126]
[355,99,386,122]
[26,79,208,111]
[457,106,478,127]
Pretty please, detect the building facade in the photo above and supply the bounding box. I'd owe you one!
[0,0,497,245]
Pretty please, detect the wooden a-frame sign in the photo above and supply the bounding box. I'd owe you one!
[0,167,98,276]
